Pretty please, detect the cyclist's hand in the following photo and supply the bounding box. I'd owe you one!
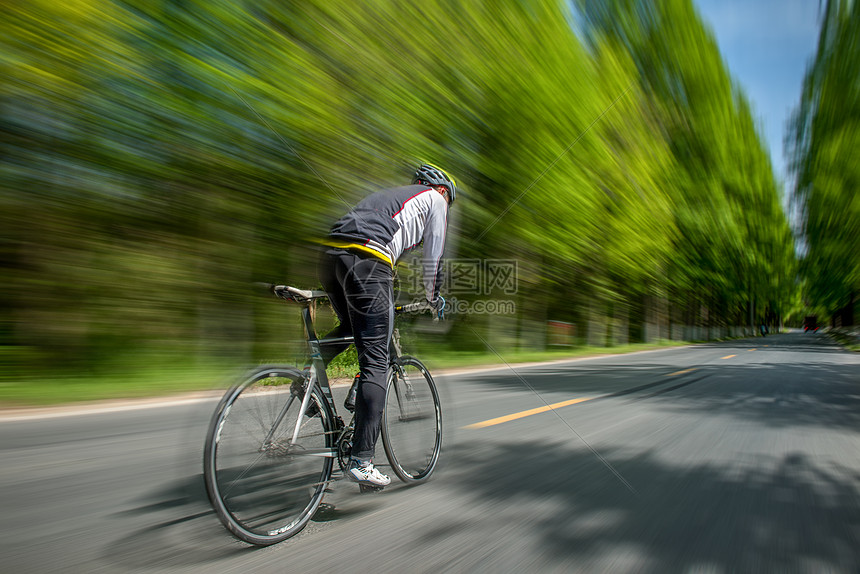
[428,296,446,321]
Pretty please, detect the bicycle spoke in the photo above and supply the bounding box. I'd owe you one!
[220,450,268,498]
[204,367,334,545]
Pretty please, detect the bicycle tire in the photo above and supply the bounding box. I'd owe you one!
[203,366,334,546]
[381,356,442,483]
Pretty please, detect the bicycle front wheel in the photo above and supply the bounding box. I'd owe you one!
[203,366,334,546]
[382,356,442,483]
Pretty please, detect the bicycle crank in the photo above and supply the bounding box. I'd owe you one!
[336,428,353,471]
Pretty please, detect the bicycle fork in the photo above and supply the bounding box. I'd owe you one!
[390,330,416,415]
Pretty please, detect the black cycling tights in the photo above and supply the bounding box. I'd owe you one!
[318,249,393,461]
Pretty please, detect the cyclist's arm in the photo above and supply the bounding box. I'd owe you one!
[421,192,448,304]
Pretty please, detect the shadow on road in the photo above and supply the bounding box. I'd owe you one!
[644,364,860,431]
[102,470,381,568]
[102,474,253,569]
[416,332,860,570]
[430,441,860,572]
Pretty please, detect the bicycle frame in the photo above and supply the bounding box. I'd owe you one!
[204,285,442,545]
[276,302,341,448]
[286,297,413,449]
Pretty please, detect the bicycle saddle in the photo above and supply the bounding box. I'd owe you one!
[277,285,328,302]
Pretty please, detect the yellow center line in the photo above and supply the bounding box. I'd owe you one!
[748,349,756,352]
[667,368,696,377]
[463,397,594,429]
[721,354,736,359]
[465,367,704,429]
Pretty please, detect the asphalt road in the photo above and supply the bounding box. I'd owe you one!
[1,331,859,573]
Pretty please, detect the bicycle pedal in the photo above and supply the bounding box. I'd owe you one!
[359,484,385,494]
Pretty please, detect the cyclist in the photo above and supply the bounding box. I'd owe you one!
[317,163,456,488]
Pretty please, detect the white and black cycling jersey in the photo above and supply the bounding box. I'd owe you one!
[326,185,448,301]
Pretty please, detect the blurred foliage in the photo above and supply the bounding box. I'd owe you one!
[1,0,804,388]
[789,0,859,325]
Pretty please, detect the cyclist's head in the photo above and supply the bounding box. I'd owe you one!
[412,163,457,205]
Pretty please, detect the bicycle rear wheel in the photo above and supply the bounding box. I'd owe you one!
[381,356,442,483]
[203,366,334,546]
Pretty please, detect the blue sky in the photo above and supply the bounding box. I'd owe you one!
[693,0,821,185]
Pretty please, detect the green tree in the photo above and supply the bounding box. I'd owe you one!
[790,0,859,325]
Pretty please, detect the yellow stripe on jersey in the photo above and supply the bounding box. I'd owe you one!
[321,240,394,267]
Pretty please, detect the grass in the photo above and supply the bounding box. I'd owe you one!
[0,363,236,408]
[828,329,860,352]
[0,339,693,408]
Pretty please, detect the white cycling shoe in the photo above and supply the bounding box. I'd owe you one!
[345,460,391,487]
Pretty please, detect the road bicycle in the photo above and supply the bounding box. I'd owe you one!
[203,284,443,546]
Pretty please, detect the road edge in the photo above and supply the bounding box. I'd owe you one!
[0,344,698,422]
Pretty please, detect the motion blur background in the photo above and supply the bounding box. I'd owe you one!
[2,0,857,404]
